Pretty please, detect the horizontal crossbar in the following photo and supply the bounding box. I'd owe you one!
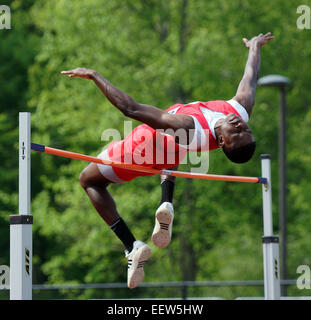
[31,143,267,184]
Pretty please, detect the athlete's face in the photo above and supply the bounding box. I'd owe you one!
[218,113,254,150]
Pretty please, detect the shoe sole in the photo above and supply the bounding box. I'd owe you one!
[128,245,151,289]
[152,208,173,248]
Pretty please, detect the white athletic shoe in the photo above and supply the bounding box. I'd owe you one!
[125,240,151,289]
[152,202,174,248]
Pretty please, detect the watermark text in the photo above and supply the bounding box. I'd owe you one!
[0,5,11,30]
[0,265,9,289]
[297,5,311,29]
[297,265,311,289]
[100,122,209,174]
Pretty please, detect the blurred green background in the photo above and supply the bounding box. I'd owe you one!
[1,0,311,299]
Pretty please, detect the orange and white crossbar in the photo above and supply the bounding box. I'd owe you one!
[30,142,267,184]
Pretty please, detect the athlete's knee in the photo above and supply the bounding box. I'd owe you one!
[79,169,88,189]
[79,166,111,189]
[79,167,94,189]
[160,175,176,183]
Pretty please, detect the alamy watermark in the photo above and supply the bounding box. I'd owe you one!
[297,265,311,289]
[297,5,311,29]
[100,121,210,174]
[0,5,11,30]
[0,265,10,289]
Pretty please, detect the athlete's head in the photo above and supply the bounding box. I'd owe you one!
[215,113,256,163]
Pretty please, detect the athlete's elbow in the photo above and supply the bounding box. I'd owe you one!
[121,106,132,117]
[121,101,137,117]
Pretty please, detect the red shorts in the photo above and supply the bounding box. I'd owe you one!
[97,124,187,182]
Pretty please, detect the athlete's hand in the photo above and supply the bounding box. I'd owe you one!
[61,67,96,80]
[242,32,274,49]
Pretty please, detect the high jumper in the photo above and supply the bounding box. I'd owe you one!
[61,32,274,289]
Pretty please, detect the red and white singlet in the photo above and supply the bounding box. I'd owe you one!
[97,99,249,182]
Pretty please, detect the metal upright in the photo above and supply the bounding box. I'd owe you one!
[261,154,280,300]
[10,112,33,300]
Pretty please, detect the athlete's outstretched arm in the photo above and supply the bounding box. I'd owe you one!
[233,32,274,117]
[61,68,194,135]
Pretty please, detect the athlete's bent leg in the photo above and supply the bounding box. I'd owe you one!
[79,163,120,225]
[79,163,150,288]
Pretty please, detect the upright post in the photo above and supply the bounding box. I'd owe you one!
[10,112,33,300]
[261,154,280,300]
[279,86,287,296]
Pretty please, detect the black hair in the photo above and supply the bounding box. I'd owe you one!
[223,141,256,164]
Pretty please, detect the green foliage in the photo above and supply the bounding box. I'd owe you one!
[1,0,311,299]
[0,0,40,268]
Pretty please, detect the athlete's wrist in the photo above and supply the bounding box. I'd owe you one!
[250,42,260,51]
